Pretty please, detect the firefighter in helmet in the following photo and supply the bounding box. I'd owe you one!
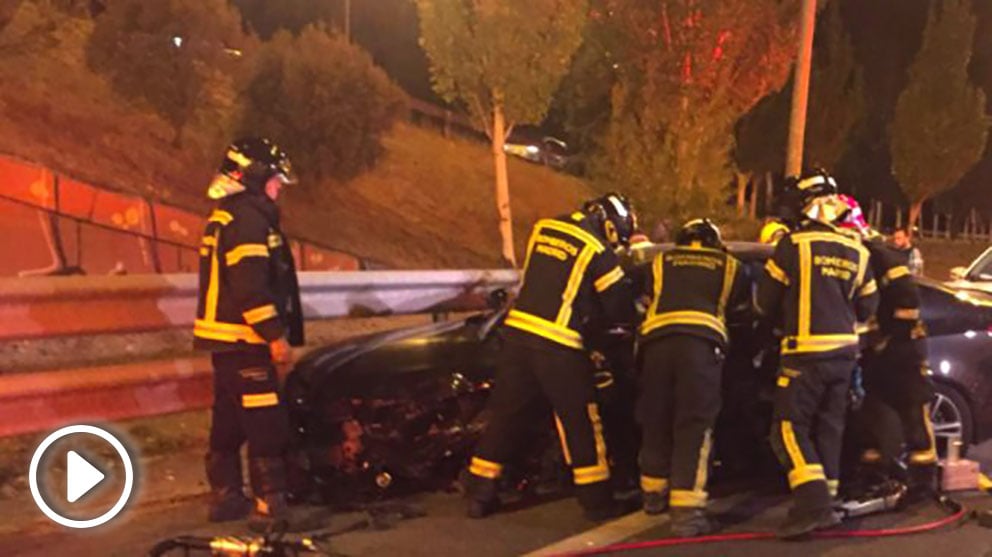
[837,195,937,501]
[194,138,310,531]
[466,193,638,522]
[755,169,879,539]
[637,218,749,536]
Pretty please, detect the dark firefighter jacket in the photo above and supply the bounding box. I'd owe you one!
[639,246,748,349]
[193,192,304,352]
[504,213,636,350]
[756,221,879,358]
[865,237,925,342]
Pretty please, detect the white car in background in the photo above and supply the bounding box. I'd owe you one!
[948,246,992,294]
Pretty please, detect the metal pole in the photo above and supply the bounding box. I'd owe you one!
[785,0,817,176]
[344,0,351,41]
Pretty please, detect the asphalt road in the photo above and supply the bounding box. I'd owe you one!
[3,472,991,557]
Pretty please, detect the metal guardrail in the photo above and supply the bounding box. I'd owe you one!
[0,269,519,341]
[0,269,519,436]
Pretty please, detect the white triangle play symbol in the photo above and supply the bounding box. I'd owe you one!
[66,450,105,503]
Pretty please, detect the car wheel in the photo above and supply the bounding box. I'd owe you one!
[930,383,974,454]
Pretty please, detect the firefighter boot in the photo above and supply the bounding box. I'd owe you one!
[670,507,716,537]
[577,482,634,522]
[248,457,325,532]
[905,464,937,504]
[465,473,501,519]
[777,481,842,540]
[206,452,251,522]
[642,489,669,515]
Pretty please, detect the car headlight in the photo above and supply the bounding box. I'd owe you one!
[526,145,540,154]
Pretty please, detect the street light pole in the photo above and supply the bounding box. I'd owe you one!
[344,0,352,41]
[785,0,817,176]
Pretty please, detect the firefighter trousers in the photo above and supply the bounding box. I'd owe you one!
[469,336,610,508]
[859,340,936,468]
[209,346,291,460]
[637,335,723,509]
[770,354,854,504]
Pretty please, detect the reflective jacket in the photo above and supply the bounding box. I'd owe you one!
[756,221,878,358]
[504,213,635,350]
[639,246,747,349]
[865,237,925,342]
[193,193,304,352]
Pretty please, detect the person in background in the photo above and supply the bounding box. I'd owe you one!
[890,227,924,276]
[759,218,790,246]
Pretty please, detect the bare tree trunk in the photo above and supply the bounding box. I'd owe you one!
[749,175,759,219]
[785,0,818,175]
[491,99,516,267]
[931,211,938,238]
[895,206,903,230]
[735,172,747,216]
[907,200,924,240]
[764,172,773,216]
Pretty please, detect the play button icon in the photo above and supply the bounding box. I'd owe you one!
[66,450,106,503]
[29,424,135,529]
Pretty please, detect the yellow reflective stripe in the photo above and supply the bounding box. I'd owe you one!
[788,464,825,489]
[827,479,839,498]
[201,235,217,246]
[194,319,267,344]
[205,231,221,322]
[765,259,790,286]
[693,428,713,494]
[717,256,737,318]
[557,245,596,326]
[200,247,209,256]
[537,219,605,253]
[781,334,859,355]
[208,210,234,225]
[504,310,583,349]
[913,403,938,465]
[894,308,920,320]
[798,239,812,337]
[243,304,278,325]
[854,243,869,298]
[646,254,664,319]
[781,420,806,470]
[554,414,572,465]
[791,232,863,252]
[670,489,707,508]
[225,243,269,266]
[777,376,791,388]
[469,457,503,480]
[884,265,910,284]
[859,279,878,298]
[242,392,279,408]
[640,475,669,494]
[640,311,727,341]
[594,266,625,292]
[573,403,610,485]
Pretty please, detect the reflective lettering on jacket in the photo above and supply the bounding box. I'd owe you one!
[639,246,746,348]
[504,214,635,350]
[755,222,879,357]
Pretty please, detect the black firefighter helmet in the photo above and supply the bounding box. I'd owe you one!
[676,218,724,250]
[782,168,846,224]
[207,137,297,200]
[583,192,637,248]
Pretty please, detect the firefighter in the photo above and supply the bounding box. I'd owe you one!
[837,195,936,500]
[466,193,638,522]
[755,169,879,539]
[760,219,790,245]
[194,138,307,530]
[637,219,748,536]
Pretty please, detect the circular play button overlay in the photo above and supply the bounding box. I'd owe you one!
[29,424,135,529]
